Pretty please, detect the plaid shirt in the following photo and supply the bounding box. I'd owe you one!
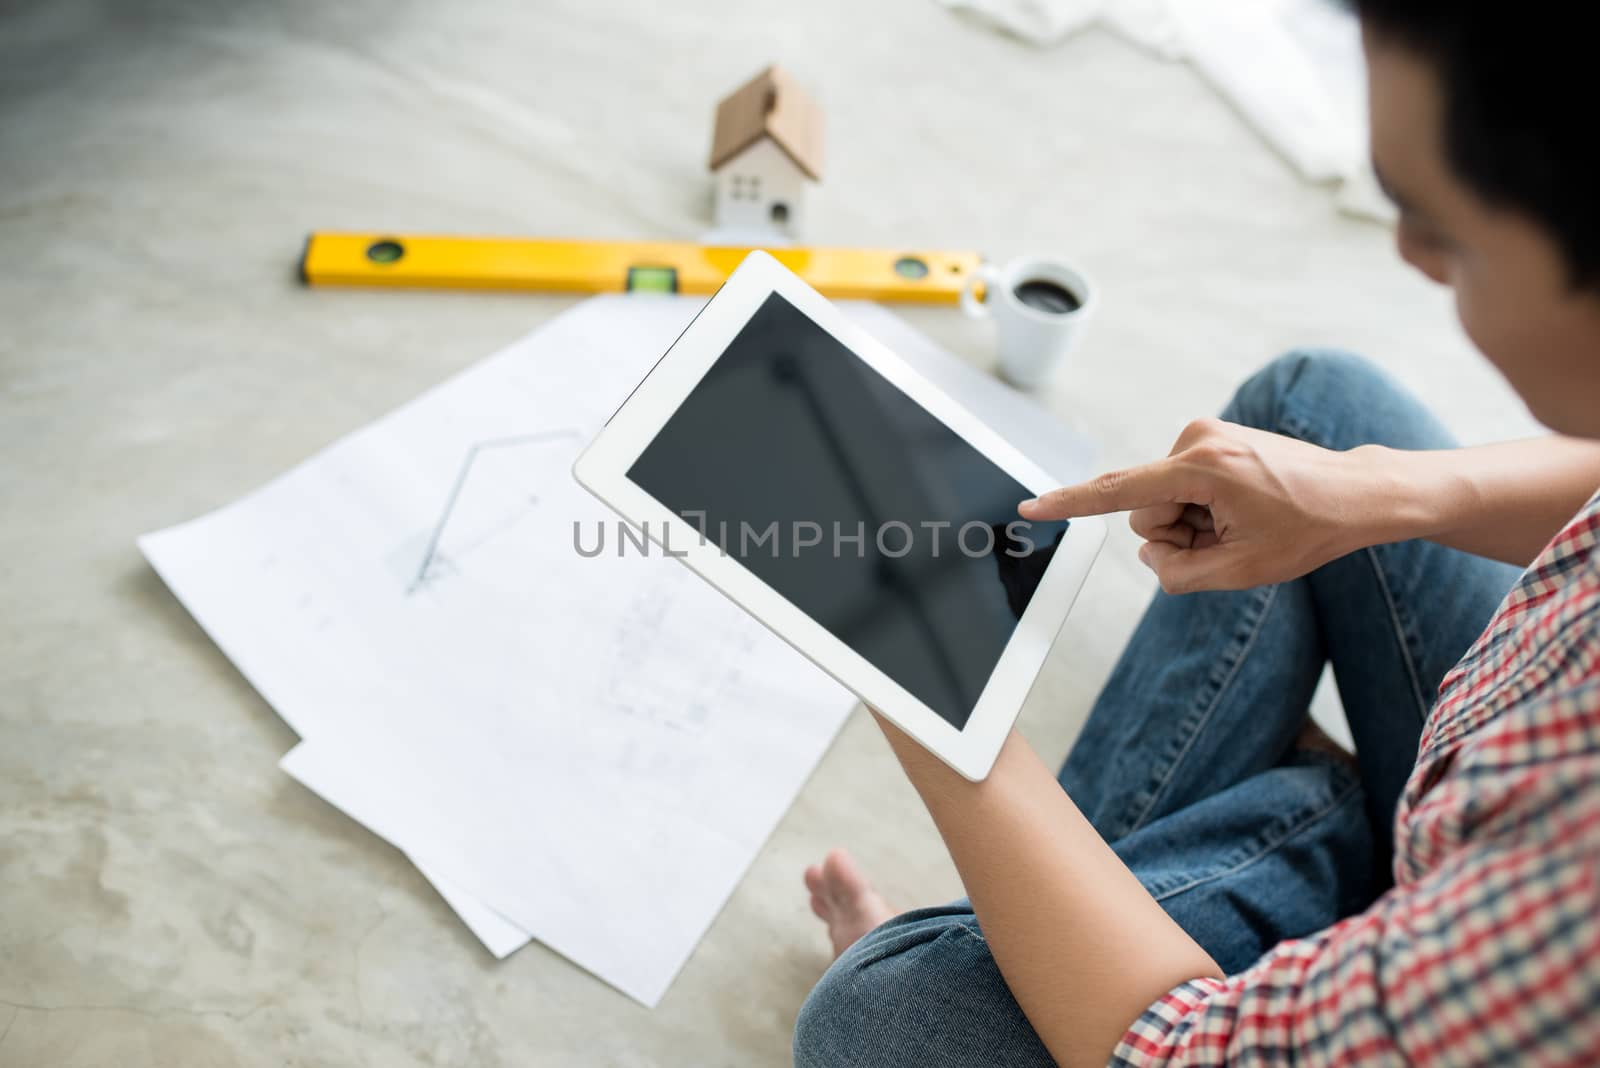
[1114,494,1600,1066]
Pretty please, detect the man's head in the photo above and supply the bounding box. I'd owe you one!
[1355,3,1600,436]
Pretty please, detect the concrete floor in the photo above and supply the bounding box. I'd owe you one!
[0,0,1538,1065]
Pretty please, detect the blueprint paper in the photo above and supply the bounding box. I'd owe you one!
[139,295,1095,1004]
[140,296,849,1001]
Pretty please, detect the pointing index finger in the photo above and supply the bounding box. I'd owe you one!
[1019,459,1198,520]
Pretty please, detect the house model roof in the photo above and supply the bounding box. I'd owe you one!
[708,65,824,181]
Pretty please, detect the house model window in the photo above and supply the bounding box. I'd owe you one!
[708,65,824,242]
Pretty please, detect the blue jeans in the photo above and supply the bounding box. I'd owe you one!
[793,351,1522,1067]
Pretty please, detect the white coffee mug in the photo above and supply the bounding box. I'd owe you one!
[961,257,1095,389]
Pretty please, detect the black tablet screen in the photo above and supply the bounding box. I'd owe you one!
[627,293,1066,730]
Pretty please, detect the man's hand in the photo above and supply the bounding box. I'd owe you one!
[1020,419,1389,593]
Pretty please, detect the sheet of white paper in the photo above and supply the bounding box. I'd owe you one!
[419,861,531,959]
[141,295,1095,1004]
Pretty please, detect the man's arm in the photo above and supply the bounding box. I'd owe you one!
[1020,424,1600,593]
[1363,436,1600,565]
[875,716,1221,1068]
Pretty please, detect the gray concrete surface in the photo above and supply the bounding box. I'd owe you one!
[0,1,1537,1065]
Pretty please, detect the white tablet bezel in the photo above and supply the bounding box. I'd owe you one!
[573,251,1104,780]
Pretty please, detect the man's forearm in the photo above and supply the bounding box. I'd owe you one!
[877,716,1221,1067]
[1359,437,1600,565]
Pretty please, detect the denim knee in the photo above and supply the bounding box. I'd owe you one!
[792,920,957,1068]
[793,909,1052,1067]
[1222,349,1378,434]
[1221,349,1456,453]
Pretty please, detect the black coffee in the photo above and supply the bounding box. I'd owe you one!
[1013,278,1082,315]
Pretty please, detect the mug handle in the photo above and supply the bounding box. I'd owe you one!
[960,263,1000,319]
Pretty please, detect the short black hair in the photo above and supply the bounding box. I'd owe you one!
[1355,2,1598,288]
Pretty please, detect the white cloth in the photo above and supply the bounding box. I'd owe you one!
[934,0,1184,56]
[933,0,1395,223]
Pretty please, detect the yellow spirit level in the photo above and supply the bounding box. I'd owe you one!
[299,233,983,305]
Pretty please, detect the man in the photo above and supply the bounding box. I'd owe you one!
[794,4,1600,1065]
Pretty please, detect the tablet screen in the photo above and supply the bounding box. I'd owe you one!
[628,293,1067,730]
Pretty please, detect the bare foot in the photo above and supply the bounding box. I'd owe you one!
[804,848,895,959]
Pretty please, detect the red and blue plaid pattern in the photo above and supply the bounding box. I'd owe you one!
[1114,496,1600,1066]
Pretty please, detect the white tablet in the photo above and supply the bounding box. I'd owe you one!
[573,251,1103,780]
